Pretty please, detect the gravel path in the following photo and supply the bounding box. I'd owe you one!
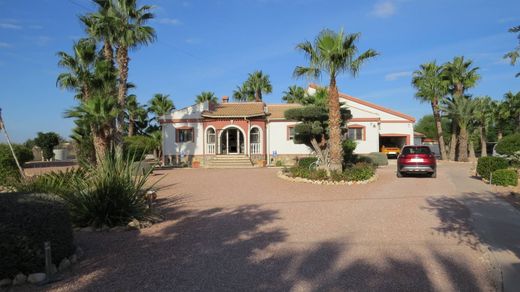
[32,162,509,291]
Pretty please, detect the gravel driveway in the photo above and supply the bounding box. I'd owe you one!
[34,162,512,291]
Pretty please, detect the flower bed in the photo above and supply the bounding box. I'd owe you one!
[278,162,377,185]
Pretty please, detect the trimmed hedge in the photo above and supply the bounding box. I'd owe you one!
[495,134,520,156]
[298,157,318,169]
[491,169,518,186]
[289,162,375,182]
[357,152,388,166]
[477,156,509,180]
[0,193,74,279]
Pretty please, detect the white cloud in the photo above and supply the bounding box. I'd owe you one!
[385,71,411,81]
[0,42,12,48]
[371,1,396,18]
[157,18,181,25]
[0,22,22,29]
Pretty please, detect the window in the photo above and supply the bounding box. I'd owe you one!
[207,128,216,144]
[402,146,431,155]
[348,128,363,141]
[250,128,260,143]
[288,126,296,140]
[177,128,193,142]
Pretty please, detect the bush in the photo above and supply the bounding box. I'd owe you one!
[356,152,388,166]
[496,134,520,156]
[477,156,509,180]
[342,140,357,164]
[298,157,318,169]
[18,154,155,227]
[0,144,33,188]
[344,162,376,181]
[124,135,155,162]
[0,193,74,279]
[308,169,328,180]
[275,160,284,167]
[34,132,60,160]
[491,169,518,186]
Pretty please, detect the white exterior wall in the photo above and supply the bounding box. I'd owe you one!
[162,122,204,156]
[379,122,415,145]
[267,121,311,155]
[347,121,380,154]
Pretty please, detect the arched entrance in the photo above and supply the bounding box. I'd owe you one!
[220,127,245,155]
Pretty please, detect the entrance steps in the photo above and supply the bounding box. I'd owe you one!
[206,155,254,168]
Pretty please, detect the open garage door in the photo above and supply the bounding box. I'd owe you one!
[380,135,408,157]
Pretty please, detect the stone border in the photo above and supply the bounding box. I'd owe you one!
[0,246,83,288]
[277,170,378,185]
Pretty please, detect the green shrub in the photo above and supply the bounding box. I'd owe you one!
[298,157,318,168]
[365,152,388,166]
[342,139,357,164]
[330,170,346,182]
[0,193,74,279]
[18,154,155,227]
[308,169,328,180]
[496,134,520,156]
[0,144,33,187]
[289,166,310,178]
[477,156,509,180]
[124,135,154,162]
[491,169,518,186]
[344,162,376,181]
[275,160,284,167]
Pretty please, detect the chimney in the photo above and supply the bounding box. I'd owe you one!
[222,96,229,103]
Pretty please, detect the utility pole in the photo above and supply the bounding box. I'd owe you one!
[0,108,26,179]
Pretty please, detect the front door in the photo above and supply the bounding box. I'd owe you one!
[228,129,238,154]
[220,128,244,155]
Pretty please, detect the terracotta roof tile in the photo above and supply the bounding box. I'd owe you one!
[267,104,303,119]
[202,102,266,118]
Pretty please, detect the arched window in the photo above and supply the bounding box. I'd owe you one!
[250,128,260,144]
[207,128,216,144]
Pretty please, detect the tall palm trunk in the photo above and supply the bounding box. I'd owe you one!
[449,121,458,161]
[255,90,261,102]
[431,99,447,160]
[458,126,469,162]
[328,77,343,172]
[103,41,113,64]
[115,46,129,150]
[479,125,487,157]
[469,139,476,161]
[128,115,135,137]
[498,130,503,140]
[93,131,109,163]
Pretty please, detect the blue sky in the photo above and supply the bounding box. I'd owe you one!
[1,0,519,142]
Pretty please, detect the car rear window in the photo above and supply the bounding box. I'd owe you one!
[402,146,431,155]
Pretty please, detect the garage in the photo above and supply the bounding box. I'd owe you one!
[379,135,409,157]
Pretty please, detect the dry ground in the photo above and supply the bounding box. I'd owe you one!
[18,162,520,291]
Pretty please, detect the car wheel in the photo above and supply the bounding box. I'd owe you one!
[397,170,403,178]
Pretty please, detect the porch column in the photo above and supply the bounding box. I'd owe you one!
[237,128,240,154]
[226,130,229,154]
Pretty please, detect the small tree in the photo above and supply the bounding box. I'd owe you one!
[284,105,351,170]
[34,132,61,161]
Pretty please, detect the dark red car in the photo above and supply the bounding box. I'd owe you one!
[397,145,437,178]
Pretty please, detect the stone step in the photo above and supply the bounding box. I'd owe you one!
[206,155,253,168]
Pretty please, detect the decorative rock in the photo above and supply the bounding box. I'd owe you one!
[12,273,27,285]
[127,219,140,229]
[27,273,46,284]
[58,258,71,271]
[0,278,12,287]
[70,254,78,264]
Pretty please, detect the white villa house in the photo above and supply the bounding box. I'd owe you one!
[160,84,416,167]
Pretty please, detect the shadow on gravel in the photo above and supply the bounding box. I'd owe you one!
[425,192,520,260]
[39,200,491,291]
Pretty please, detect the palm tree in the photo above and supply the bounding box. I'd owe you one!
[103,0,156,144]
[473,96,493,156]
[493,100,511,140]
[244,70,272,102]
[56,38,97,101]
[65,96,119,161]
[504,91,520,131]
[80,0,117,63]
[195,91,218,104]
[149,93,174,120]
[282,85,306,104]
[443,95,476,162]
[504,25,520,77]
[442,56,480,161]
[412,61,449,160]
[126,94,148,136]
[232,84,254,102]
[294,29,378,171]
